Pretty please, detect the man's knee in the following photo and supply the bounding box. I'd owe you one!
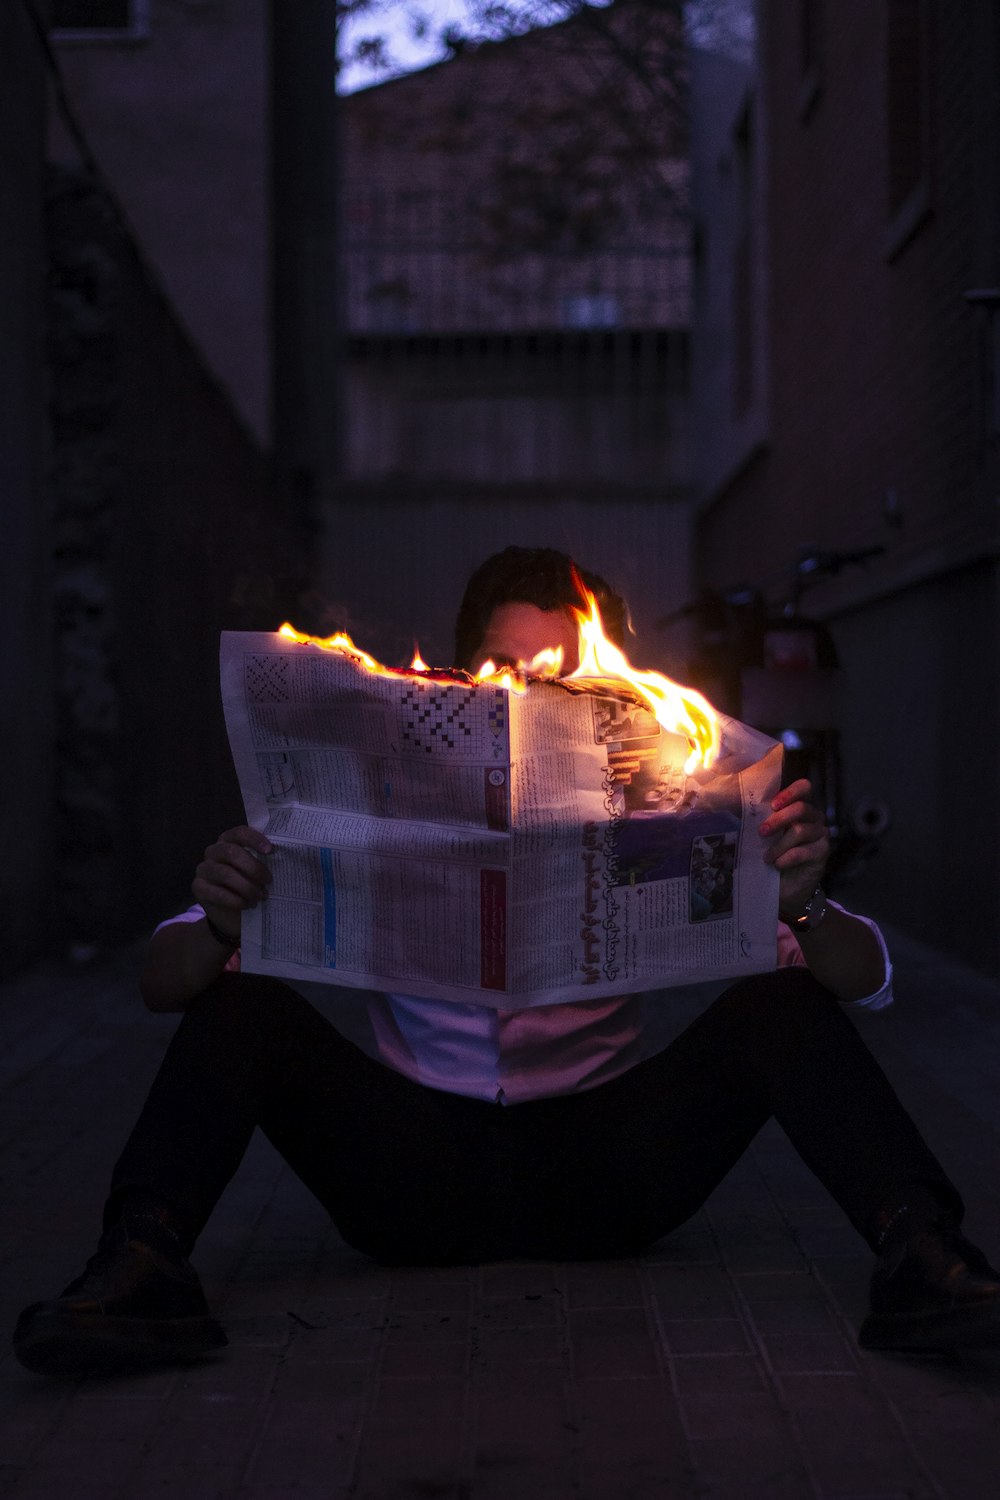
[183,973,320,1047]
[710,966,839,1039]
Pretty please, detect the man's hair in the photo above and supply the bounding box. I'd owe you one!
[453,545,628,670]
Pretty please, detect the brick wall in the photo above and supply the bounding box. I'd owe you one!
[342,0,691,336]
[700,0,998,595]
[694,0,1000,970]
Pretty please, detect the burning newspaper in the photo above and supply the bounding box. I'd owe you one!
[221,616,782,1008]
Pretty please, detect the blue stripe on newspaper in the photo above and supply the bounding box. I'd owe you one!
[320,847,337,968]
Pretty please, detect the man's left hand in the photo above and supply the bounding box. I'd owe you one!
[759,778,830,921]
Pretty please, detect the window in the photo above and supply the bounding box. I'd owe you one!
[884,0,931,255]
[731,99,755,417]
[798,0,823,119]
[51,0,148,41]
[561,295,620,330]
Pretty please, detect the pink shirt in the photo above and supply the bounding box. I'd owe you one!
[160,904,892,1105]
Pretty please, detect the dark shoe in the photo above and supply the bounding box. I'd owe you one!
[859,1224,1000,1352]
[13,1225,227,1377]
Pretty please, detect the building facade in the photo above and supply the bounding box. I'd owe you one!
[47,1,699,671]
[691,0,1000,970]
[49,0,270,442]
[1,2,54,974]
[2,1,299,967]
[328,1,697,668]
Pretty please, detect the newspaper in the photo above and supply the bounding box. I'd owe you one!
[221,632,783,1009]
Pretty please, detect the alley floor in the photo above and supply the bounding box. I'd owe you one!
[1,928,1000,1499]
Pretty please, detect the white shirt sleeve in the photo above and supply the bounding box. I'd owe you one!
[153,903,206,935]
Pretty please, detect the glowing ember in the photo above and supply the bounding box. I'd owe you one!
[276,589,720,774]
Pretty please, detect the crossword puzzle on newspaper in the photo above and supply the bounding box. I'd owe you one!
[398,682,507,755]
[245,653,291,704]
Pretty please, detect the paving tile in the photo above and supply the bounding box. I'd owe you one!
[564,1261,645,1308]
[670,1354,767,1394]
[379,1337,469,1378]
[568,1307,662,1379]
[474,1323,565,1365]
[640,1218,719,1266]
[473,1366,573,1492]
[237,1489,349,1500]
[659,1317,751,1356]
[572,1378,691,1497]
[477,1292,562,1328]
[794,1417,934,1499]
[890,1388,997,1434]
[645,1263,740,1319]
[0,1423,50,1469]
[812,1255,872,1321]
[687,1434,816,1499]
[387,1276,471,1314]
[776,1372,894,1417]
[761,1329,858,1375]
[349,1378,466,1497]
[478,1263,562,1297]
[4,935,1000,1500]
[739,1282,835,1335]
[378,1316,469,1372]
[909,1430,1000,1500]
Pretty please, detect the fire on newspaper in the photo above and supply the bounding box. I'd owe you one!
[221,588,782,1008]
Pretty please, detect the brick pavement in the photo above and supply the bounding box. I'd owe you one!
[1,934,1000,1498]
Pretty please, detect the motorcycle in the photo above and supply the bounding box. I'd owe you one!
[658,546,891,889]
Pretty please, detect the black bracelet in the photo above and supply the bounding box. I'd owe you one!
[204,913,240,948]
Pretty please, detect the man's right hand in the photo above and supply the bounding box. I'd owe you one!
[141,826,274,1012]
[192,826,274,939]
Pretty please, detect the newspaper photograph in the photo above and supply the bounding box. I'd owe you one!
[221,632,783,1008]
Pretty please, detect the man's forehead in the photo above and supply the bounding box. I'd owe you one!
[477,602,579,666]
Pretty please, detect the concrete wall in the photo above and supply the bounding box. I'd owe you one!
[833,561,1000,968]
[0,4,54,976]
[50,0,270,441]
[314,493,695,680]
[46,167,301,950]
[344,334,690,488]
[688,45,769,502]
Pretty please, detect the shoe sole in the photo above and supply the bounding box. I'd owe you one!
[14,1308,227,1378]
[859,1302,1000,1353]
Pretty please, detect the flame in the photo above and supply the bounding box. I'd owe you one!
[568,587,720,774]
[278,622,388,675]
[528,646,564,677]
[276,591,720,774]
[474,659,528,696]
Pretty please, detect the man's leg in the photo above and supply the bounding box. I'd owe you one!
[502,969,1000,1350]
[13,973,504,1375]
[102,974,517,1264]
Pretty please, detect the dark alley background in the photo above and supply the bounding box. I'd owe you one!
[4,0,999,974]
[2,5,1000,1497]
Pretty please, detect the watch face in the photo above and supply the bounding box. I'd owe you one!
[794,887,826,930]
[804,890,828,929]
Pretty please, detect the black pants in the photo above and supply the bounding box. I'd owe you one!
[104,969,960,1265]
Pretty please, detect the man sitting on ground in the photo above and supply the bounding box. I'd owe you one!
[14,546,1000,1376]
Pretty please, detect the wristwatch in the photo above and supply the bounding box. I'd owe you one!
[789,884,828,933]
